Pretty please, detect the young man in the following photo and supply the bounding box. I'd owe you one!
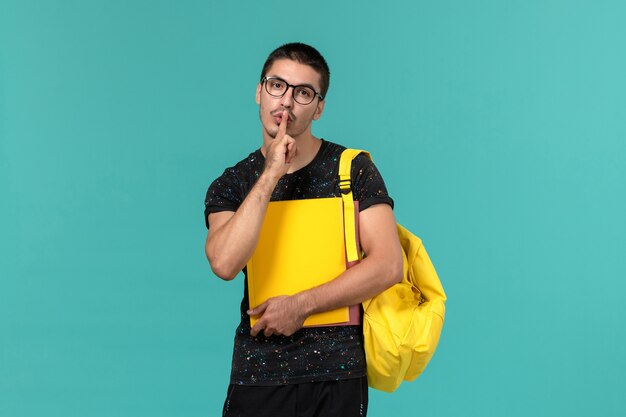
[204,43,403,417]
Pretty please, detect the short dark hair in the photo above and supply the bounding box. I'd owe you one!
[260,42,330,99]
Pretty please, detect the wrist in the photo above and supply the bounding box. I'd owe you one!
[294,291,316,318]
[255,171,281,195]
[259,169,282,186]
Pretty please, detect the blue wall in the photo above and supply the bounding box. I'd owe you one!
[1,1,625,416]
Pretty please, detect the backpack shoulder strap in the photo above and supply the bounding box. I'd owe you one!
[338,148,371,181]
[338,149,371,263]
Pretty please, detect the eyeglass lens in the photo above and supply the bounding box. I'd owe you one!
[265,78,316,105]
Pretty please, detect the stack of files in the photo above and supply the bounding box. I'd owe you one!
[247,197,360,328]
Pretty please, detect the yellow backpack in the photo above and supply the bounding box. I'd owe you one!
[339,149,447,393]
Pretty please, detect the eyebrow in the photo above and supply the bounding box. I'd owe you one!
[267,75,318,92]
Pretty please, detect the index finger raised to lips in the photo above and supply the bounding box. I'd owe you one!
[277,109,288,138]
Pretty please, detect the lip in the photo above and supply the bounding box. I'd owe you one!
[273,113,293,125]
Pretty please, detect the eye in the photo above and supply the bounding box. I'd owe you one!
[296,87,312,98]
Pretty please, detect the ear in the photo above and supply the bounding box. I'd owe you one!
[312,99,325,120]
[255,83,261,105]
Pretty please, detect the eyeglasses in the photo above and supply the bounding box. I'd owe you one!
[261,76,324,105]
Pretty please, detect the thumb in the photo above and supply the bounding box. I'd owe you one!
[285,140,297,164]
[247,300,268,316]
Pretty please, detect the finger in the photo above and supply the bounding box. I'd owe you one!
[263,326,274,337]
[276,109,288,139]
[285,140,297,164]
[250,319,265,337]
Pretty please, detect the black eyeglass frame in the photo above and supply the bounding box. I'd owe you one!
[261,76,325,104]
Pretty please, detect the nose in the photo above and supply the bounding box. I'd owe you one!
[280,86,294,108]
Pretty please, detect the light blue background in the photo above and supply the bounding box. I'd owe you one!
[1,1,625,416]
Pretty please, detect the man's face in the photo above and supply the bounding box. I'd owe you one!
[256,59,325,141]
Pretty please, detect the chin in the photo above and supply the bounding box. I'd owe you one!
[263,125,280,139]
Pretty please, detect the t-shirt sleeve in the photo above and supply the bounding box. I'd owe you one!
[203,168,242,229]
[350,154,394,212]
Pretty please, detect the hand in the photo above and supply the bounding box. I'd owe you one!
[248,295,307,337]
[264,110,297,179]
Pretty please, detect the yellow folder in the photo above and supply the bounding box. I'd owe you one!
[247,197,352,327]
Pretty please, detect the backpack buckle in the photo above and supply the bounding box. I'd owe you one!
[339,178,351,194]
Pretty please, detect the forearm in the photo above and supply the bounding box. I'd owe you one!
[296,205,404,315]
[206,172,279,279]
[248,253,403,337]
[296,252,403,317]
